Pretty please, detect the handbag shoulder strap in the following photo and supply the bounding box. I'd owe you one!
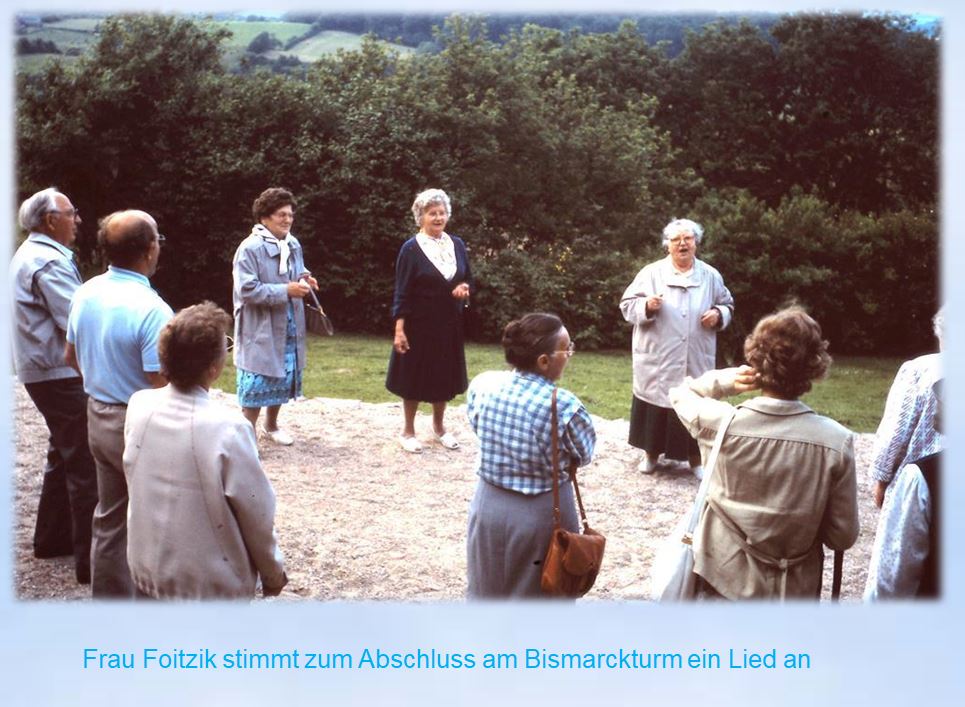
[687,404,737,530]
[551,387,591,532]
[551,388,562,530]
[704,404,737,487]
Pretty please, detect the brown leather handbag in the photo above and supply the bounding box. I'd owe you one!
[540,388,606,598]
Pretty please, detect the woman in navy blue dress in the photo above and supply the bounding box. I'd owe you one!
[386,189,472,453]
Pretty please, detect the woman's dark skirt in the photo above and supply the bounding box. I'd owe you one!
[466,477,578,599]
[628,396,698,462]
[386,314,467,403]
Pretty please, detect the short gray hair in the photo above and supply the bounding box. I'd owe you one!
[661,218,704,248]
[411,188,451,226]
[18,187,62,231]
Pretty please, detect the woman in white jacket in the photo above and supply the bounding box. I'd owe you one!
[124,302,287,599]
[619,218,734,478]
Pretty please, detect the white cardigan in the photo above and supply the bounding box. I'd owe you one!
[123,384,286,599]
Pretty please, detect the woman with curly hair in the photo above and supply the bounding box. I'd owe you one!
[668,306,859,600]
[125,302,287,599]
[232,187,318,446]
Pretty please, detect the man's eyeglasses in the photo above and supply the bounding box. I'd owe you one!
[50,208,80,220]
[156,234,166,246]
[226,335,234,352]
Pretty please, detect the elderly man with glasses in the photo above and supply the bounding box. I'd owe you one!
[66,209,173,598]
[10,187,98,585]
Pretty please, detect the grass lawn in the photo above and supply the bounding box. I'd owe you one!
[215,334,901,432]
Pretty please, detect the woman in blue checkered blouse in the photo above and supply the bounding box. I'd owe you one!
[465,313,596,598]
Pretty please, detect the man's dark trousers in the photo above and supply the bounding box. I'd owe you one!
[24,376,98,583]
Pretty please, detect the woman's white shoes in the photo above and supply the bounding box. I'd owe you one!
[399,432,459,452]
[264,427,294,446]
[399,435,423,454]
[435,431,460,450]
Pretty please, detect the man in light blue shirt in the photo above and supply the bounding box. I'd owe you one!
[10,187,97,585]
[66,209,173,598]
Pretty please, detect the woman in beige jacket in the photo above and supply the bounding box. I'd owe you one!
[124,302,287,599]
[669,306,858,600]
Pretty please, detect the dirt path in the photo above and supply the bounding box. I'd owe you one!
[12,381,880,601]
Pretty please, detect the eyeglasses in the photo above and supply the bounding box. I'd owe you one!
[50,208,80,219]
[668,235,695,245]
[156,234,166,246]
[551,341,576,358]
[225,335,234,352]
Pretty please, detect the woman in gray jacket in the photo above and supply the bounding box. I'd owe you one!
[620,218,734,478]
[232,187,318,446]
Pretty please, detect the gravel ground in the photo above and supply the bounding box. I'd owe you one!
[12,380,880,602]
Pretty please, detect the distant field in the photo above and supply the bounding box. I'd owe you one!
[17,26,97,51]
[15,54,82,73]
[265,30,415,62]
[44,18,102,32]
[16,17,410,75]
[211,20,314,48]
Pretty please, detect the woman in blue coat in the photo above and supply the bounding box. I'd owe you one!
[386,189,472,453]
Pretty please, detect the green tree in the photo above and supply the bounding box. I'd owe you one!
[17,14,231,300]
[771,13,938,212]
[656,21,783,203]
[246,31,281,54]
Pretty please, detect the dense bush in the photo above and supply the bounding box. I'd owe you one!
[698,190,938,359]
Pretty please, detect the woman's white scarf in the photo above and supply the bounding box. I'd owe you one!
[253,223,292,275]
[416,231,457,280]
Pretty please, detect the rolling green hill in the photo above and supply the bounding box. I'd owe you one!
[44,18,103,32]
[265,30,415,63]
[17,26,98,52]
[212,19,314,47]
[15,15,410,75]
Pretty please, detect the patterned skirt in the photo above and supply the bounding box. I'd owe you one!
[236,303,303,408]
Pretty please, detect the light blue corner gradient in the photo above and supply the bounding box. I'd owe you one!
[2,2,962,705]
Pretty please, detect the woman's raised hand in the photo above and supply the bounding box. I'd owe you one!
[645,294,663,315]
[733,365,760,392]
[451,282,470,300]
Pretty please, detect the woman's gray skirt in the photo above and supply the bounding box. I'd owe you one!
[466,477,579,599]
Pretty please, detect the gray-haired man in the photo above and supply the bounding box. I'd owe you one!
[9,187,98,584]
